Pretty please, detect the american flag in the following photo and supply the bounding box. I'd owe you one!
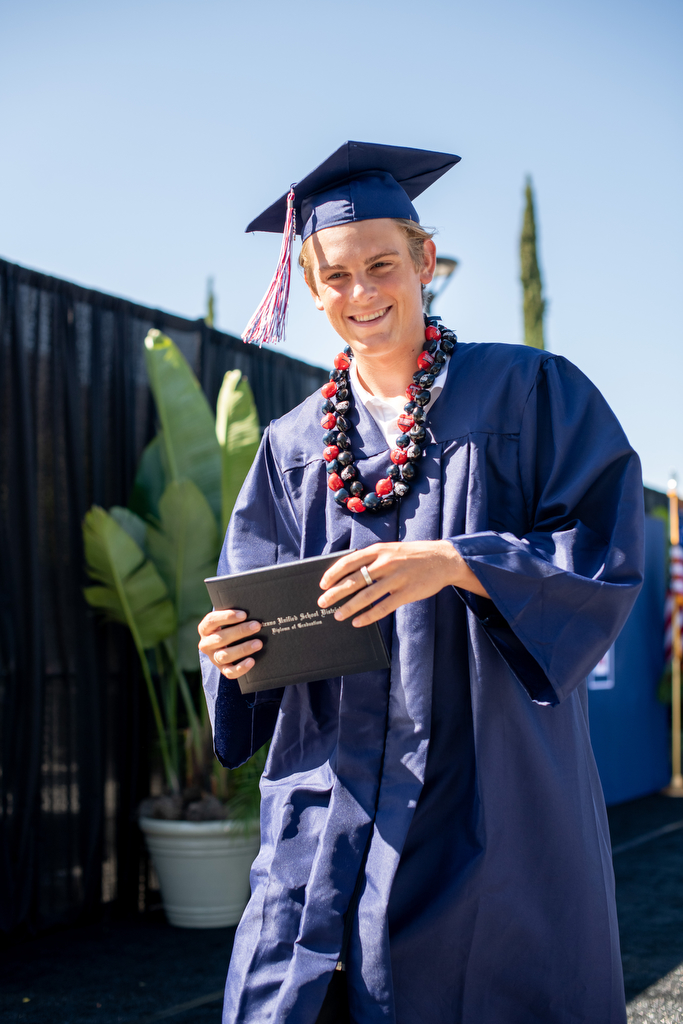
[665,544,683,664]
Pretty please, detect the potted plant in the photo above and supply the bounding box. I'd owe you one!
[82,330,263,927]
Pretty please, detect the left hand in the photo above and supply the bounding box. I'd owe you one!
[317,541,490,628]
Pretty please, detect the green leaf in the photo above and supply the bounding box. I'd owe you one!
[128,435,166,521]
[144,330,222,522]
[216,369,261,534]
[82,505,179,790]
[83,506,176,648]
[146,480,220,671]
[110,506,147,549]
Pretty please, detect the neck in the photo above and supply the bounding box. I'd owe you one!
[352,334,424,400]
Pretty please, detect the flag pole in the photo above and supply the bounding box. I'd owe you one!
[663,480,683,796]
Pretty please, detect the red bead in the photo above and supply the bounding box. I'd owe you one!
[323,445,340,462]
[321,381,338,399]
[334,353,351,371]
[347,496,365,513]
[390,449,408,465]
[417,351,435,370]
[321,413,337,430]
[327,472,344,491]
[397,413,415,433]
[425,325,441,341]
[405,384,420,400]
[375,478,393,496]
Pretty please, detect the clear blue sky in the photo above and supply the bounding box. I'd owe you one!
[1,0,681,490]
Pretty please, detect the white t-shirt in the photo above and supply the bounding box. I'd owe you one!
[349,357,449,449]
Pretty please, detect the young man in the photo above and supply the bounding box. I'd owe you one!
[198,142,643,1024]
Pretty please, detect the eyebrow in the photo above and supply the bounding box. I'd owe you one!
[318,249,401,273]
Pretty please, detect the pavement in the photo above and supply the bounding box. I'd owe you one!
[3,793,683,1023]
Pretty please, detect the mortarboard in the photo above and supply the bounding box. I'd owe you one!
[242,141,461,346]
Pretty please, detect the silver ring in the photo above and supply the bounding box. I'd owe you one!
[360,565,373,587]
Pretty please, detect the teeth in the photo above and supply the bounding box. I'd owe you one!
[353,308,388,323]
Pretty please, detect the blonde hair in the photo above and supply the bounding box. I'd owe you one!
[298,218,436,293]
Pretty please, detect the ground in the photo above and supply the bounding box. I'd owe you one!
[3,794,683,1024]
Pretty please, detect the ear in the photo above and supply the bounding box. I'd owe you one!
[419,239,437,286]
[305,271,325,311]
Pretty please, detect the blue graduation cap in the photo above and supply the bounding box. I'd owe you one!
[242,141,461,346]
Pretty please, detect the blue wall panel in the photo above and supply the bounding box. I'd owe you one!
[588,515,670,805]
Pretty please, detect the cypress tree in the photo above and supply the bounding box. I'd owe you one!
[520,178,546,350]
[205,276,216,328]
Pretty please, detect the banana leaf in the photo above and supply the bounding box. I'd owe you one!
[146,480,220,671]
[216,369,261,535]
[110,505,147,549]
[83,506,178,789]
[128,435,166,522]
[143,330,222,523]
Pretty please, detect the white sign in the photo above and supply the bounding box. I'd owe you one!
[588,646,615,690]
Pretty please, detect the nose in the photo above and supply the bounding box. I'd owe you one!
[351,273,377,303]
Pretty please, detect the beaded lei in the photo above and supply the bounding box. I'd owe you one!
[319,316,457,514]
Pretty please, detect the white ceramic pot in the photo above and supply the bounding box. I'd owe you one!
[139,817,260,928]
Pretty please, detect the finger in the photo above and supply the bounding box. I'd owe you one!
[319,546,384,590]
[198,609,248,636]
[318,568,375,608]
[213,636,263,667]
[221,657,256,679]
[199,619,262,653]
[350,592,404,628]
[331,579,392,620]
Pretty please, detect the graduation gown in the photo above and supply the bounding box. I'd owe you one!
[201,342,643,1024]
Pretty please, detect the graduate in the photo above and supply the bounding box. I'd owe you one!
[198,142,644,1024]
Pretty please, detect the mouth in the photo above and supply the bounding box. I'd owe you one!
[348,306,391,324]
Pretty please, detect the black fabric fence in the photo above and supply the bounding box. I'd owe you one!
[0,257,327,938]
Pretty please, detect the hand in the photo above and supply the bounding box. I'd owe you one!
[317,541,489,627]
[197,609,262,679]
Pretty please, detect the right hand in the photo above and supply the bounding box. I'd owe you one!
[197,609,262,679]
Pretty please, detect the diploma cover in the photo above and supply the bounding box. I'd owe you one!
[205,552,390,694]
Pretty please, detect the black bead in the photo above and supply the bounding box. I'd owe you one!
[337,388,350,401]
[326,459,340,475]
[344,345,353,356]
[336,401,351,415]
[402,462,416,480]
[387,464,401,480]
[380,495,396,510]
[409,424,426,442]
[395,434,410,449]
[349,481,364,496]
[322,399,335,414]
[336,415,350,432]
[440,337,455,354]
[433,350,446,366]
[407,443,423,461]
[403,401,418,415]
[336,433,351,450]
[412,406,425,423]
[426,315,442,326]
[427,340,438,354]
[412,370,424,384]
[322,430,338,446]
[337,450,353,467]
[419,372,436,388]
[329,368,340,381]
[415,390,431,407]
[394,481,410,498]
[340,465,357,481]
[364,492,381,511]
[335,488,350,506]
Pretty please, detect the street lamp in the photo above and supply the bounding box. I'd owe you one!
[424,256,459,316]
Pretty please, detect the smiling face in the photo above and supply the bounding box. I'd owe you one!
[304,219,436,364]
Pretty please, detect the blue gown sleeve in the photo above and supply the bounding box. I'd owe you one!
[450,354,644,705]
[200,426,301,768]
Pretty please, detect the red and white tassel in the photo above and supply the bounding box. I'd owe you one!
[242,189,296,346]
